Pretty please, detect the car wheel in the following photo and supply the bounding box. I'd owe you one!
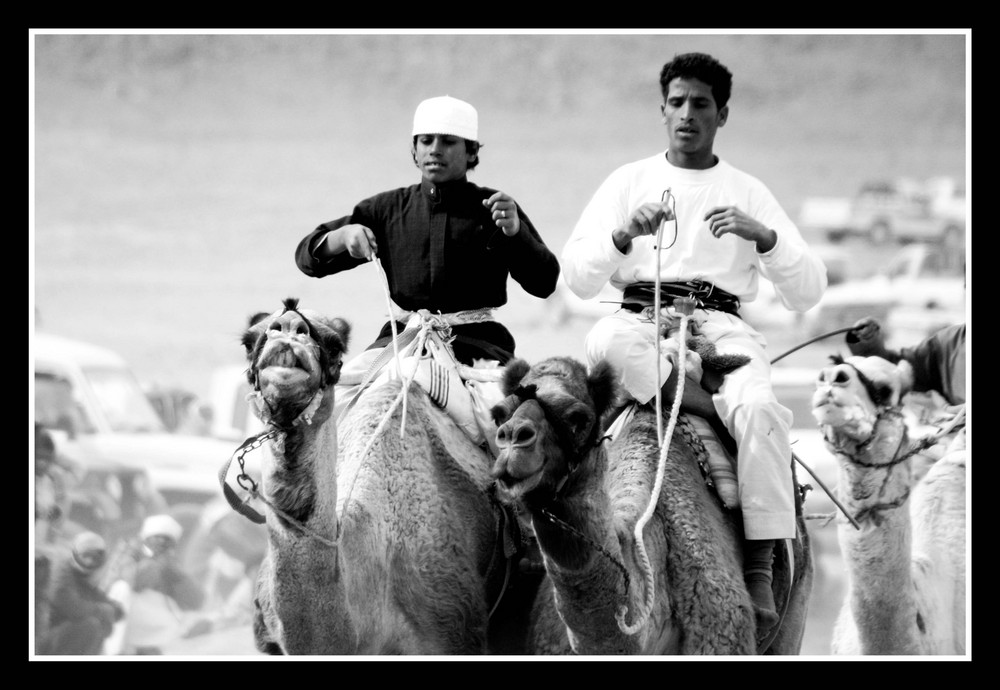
[869,220,892,245]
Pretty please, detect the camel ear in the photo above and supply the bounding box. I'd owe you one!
[501,358,531,396]
[248,311,271,328]
[587,359,619,418]
[565,401,597,446]
[327,317,351,352]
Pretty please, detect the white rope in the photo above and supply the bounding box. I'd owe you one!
[338,380,411,537]
[617,313,689,635]
[371,255,408,427]
[617,189,685,635]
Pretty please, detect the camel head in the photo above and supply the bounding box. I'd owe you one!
[812,354,913,444]
[489,356,618,508]
[242,298,351,428]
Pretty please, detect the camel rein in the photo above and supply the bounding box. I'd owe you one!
[616,198,692,636]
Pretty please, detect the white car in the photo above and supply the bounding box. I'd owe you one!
[33,332,234,512]
[802,243,965,346]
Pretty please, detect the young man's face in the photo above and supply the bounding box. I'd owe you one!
[661,76,728,165]
[413,134,472,183]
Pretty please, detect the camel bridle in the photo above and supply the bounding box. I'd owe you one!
[249,301,344,399]
[500,381,631,602]
[219,299,345,543]
[502,382,607,473]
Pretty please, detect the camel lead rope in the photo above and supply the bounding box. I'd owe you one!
[617,297,694,635]
[372,254,412,432]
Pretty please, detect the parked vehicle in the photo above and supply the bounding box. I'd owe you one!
[33,333,235,545]
[206,364,263,443]
[806,177,966,246]
[802,243,965,345]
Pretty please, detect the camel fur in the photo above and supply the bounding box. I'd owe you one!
[240,299,517,655]
[813,354,967,655]
[490,356,813,655]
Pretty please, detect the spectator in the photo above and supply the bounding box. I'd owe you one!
[34,424,70,545]
[41,531,125,655]
[121,514,206,654]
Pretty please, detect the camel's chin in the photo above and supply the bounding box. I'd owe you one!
[258,367,320,405]
[494,477,538,507]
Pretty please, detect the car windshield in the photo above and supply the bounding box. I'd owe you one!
[35,372,99,435]
[83,366,166,433]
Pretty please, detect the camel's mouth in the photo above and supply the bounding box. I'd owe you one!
[253,338,324,404]
[811,386,874,430]
[811,402,850,427]
[491,448,550,505]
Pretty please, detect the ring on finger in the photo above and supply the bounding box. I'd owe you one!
[501,209,506,219]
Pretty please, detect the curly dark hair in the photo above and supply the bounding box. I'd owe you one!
[411,136,481,170]
[659,53,733,109]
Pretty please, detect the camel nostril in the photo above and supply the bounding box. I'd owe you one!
[513,425,536,446]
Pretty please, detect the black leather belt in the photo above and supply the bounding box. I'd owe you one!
[621,280,741,317]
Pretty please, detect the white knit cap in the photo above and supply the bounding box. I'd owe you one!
[412,96,478,141]
[141,513,184,542]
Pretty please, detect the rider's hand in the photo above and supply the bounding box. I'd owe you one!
[845,317,889,358]
[339,225,378,261]
[703,205,777,252]
[483,192,521,236]
[613,201,674,252]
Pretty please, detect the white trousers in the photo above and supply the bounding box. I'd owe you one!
[585,309,796,540]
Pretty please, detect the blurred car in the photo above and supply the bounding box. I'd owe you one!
[59,442,168,550]
[33,333,236,530]
[207,364,264,443]
[144,384,213,436]
[802,242,965,343]
[826,177,966,246]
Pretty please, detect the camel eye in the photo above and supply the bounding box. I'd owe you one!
[491,403,512,426]
[834,370,850,384]
[565,404,594,441]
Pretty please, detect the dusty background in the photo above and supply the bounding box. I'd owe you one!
[31,30,969,658]
[32,31,967,397]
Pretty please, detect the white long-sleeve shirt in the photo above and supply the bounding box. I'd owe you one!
[561,151,827,312]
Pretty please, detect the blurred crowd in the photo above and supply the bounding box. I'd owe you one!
[32,423,263,656]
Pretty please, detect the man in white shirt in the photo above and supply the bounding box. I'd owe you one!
[561,52,827,631]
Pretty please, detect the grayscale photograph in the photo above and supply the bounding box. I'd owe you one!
[31,29,969,659]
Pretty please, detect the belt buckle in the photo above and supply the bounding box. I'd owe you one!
[680,281,711,310]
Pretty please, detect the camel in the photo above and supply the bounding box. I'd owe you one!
[235,298,531,654]
[812,354,967,655]
[489,355,813,655]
